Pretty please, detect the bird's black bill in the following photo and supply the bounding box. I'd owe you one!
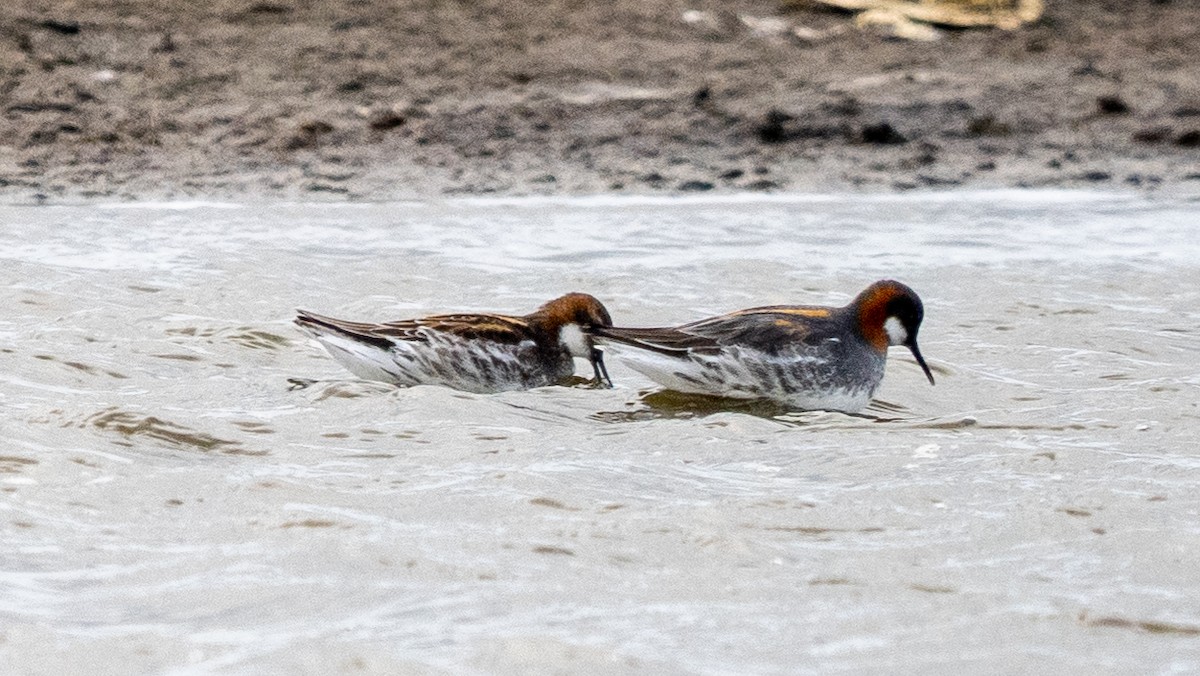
[908,342,935,385]
[590,348,613,388]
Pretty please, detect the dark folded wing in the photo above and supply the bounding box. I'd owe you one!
[593,326,723,355]
[685,308,837,353]
[297,310,535,347]
[599,307,838,356]
[294,309,399,350]
[397,313,534,345]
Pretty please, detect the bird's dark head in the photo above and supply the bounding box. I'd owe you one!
[533,293,614,387]
[854,280,934,385]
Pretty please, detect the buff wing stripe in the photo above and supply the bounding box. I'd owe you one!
[296,310,537,347]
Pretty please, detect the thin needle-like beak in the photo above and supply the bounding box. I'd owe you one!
[908,341,935,385]
[590,347,613,388]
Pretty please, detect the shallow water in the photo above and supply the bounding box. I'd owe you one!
[2,192,1199,674]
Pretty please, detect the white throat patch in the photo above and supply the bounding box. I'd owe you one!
[559,323,591,358]
[884,316,908,346]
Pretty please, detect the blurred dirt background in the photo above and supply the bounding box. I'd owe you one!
[1,0,1197,202]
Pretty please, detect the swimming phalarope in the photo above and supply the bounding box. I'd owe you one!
[592,280,934,413]
[296,293,613,393]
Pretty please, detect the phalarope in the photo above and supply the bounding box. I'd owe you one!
[593,280,933,412]
[296,293,614,393]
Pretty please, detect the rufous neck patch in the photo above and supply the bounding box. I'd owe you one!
[856,286,896,352]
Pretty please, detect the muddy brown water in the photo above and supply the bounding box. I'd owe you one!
[1,192,1199,674]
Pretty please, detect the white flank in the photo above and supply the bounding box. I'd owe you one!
[617,349,758,400]
[306,332,405,383]
[610,344,875,413]
[301,320,556,392]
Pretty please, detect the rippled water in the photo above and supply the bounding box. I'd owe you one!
[2,192,1199,674]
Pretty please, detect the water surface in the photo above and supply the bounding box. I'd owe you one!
[1,192,1198,674]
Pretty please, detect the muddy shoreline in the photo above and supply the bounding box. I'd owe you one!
[2,0,1198,203]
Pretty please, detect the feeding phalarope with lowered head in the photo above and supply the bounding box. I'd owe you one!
[592,280,934,413]
[295,293,613,393]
